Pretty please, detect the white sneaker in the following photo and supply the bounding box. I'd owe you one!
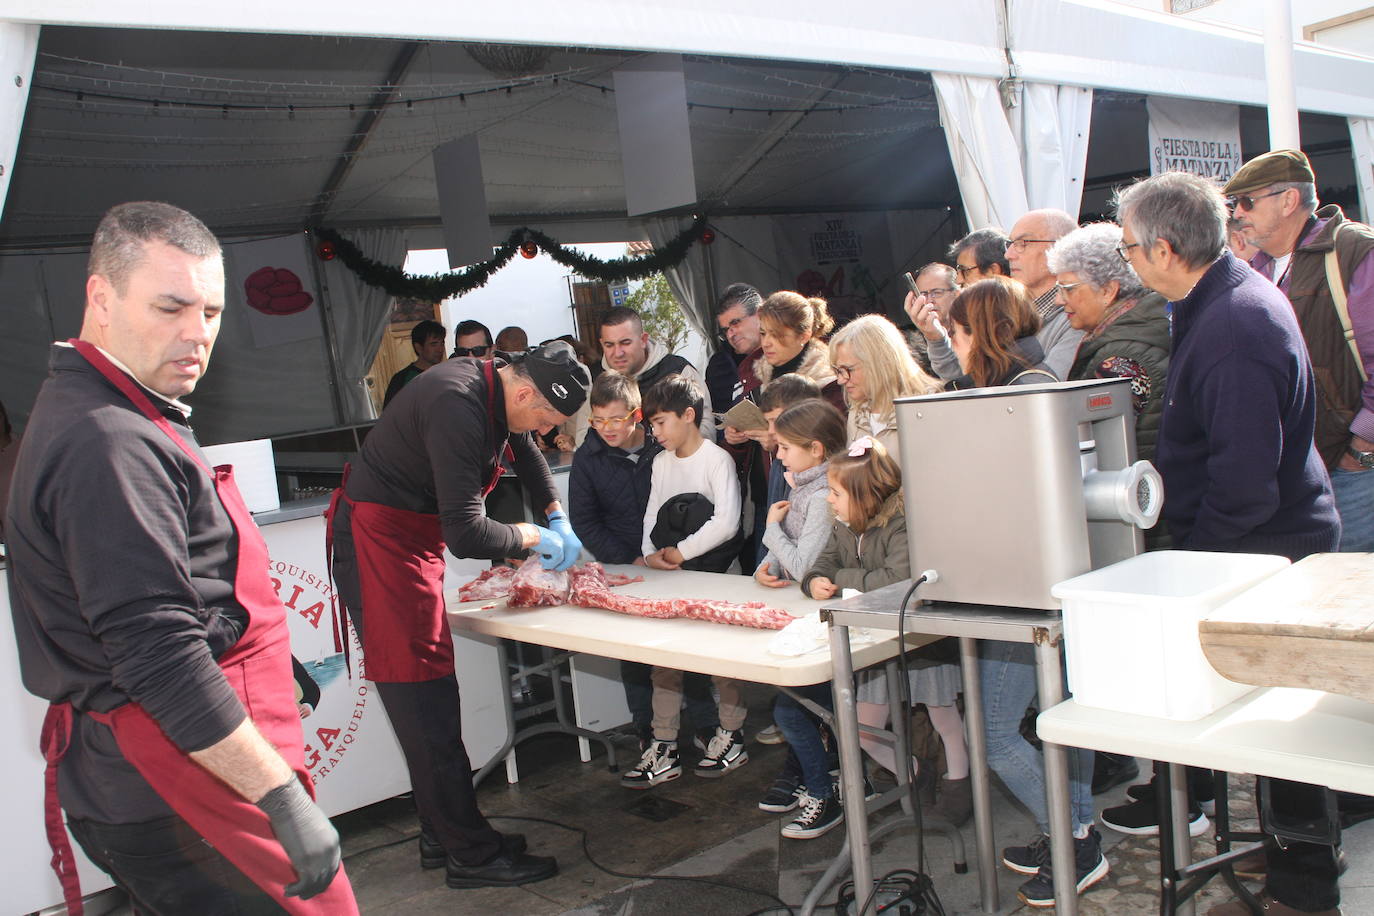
[755,724,786,745]
[694,727,748,778]
[621,740,681,789]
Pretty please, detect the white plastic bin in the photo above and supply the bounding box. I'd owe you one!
[1051,551,1289,721]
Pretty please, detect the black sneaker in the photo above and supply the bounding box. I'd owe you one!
[1015,826,1109,907]
[1002,833,1051,875]
[621,740,681,789]
[694,727,748,778]
[759,775,805,813]
[1091,752,1140,795]
[1100,796,1209,837]
[1125,773,1217,815]
[780,792,844,839]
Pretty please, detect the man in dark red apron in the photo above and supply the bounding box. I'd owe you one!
[5,203,356,915]
[328,341,588,888]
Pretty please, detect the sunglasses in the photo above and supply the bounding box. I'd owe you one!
[453,345,491,357]
[1226,189,1287,212]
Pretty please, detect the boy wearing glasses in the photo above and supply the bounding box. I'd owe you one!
[567,371,722,755]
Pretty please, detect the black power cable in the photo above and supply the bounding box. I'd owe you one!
[341,812,798,914]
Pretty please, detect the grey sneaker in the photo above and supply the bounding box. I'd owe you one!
[621,740,681,789]
[1016,826,1110,908]
[694,727,748,778]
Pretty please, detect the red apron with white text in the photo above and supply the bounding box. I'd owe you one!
[39,340,358,916]
[325,359,511,683]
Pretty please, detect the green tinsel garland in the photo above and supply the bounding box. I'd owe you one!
[314,215,708,301]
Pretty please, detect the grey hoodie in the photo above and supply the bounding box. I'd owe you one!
[761,460,833,580]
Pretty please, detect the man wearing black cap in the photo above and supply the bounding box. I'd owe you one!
[327,342,588,889]
[1225,148,1374,556]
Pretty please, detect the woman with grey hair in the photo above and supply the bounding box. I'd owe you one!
[1047,222,1171,467]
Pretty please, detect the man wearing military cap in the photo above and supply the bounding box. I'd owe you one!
[327,340,590,890]
[1225,149,1374,554]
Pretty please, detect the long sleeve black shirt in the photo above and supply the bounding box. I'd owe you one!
[6,345,250,821]
[344,357,557,558]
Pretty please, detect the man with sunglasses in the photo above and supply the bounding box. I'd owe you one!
[383,319,448,408]
[328,341,590,892]
[451,318,494,360]
[1224,148,1374,554]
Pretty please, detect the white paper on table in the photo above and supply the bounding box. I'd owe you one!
[768,611,876,657]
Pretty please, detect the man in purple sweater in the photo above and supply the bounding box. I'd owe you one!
[1115,171,1341,916]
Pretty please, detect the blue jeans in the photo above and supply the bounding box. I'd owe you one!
[773,685,836,799]
[979,640,1094,832]
[1331,466,1374,552]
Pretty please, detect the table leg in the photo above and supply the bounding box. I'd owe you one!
[829,623,873,901]
[474,639,519,787]
[959,635,998,914]
[1157,760,1178,916]
[887,660,913,815]
[1033,631,1077,916]
[1168,762,1195,916]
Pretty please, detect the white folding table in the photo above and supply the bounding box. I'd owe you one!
[445,566,960,913]
[1038,687,1374,915]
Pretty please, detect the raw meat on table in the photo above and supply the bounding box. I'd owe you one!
[457,564,516,602]
[508,556,570,607]
[568,563,794,630]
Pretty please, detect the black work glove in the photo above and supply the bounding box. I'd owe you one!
[255,777,342,899]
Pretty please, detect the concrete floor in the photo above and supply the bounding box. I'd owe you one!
[326,683,1374,915]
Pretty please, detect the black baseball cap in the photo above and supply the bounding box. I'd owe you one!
[519,341,590,416]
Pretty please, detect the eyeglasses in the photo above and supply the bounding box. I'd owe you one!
[1054,281,1087,296]
[716,314,749,340]
[831,362,860,381]
[917,287,955,299]
[1006,237,1056,253]
[1226,189,1287,212]
[588,414,637,429]
[453,345,491,357]
[954,263,979,280]
[1116,243,1141,263]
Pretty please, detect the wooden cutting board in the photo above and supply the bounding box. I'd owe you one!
[1200,553,1374,703]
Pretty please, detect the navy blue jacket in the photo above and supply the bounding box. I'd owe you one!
[1156,253,1339,561]
[568,428,663,564]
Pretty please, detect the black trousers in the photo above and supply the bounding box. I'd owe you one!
[330,505,502,868]
[1264,778,1341,911]
[68,813,284,915]
[375,676,503,867]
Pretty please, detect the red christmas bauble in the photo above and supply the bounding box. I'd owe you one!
[520,240,539,259]
[316,240,337,261]
[700,228,716,245]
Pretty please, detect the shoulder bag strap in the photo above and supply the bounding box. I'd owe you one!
[1324,222,1368,383]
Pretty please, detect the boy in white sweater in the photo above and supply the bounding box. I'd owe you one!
[623,374,748,788]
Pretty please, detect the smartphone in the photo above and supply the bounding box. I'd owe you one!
[903,272,947,338]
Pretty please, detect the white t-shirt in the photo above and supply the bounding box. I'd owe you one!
[640,438,741,560]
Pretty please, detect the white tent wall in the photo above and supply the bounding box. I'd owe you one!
[932,73,1029,231]
[1019,83,1093,218]
[1009,0,1374,119]
[0,1,1007,78]
[0,22,36,219]
[1350,117,1374,225]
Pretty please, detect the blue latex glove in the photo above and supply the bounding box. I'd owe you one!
[546,511,582,571]
[533,526,566,570]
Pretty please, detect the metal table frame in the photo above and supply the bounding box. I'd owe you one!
[822,581,1079,915]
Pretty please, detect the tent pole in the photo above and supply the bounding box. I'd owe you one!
[1264,0,1301,150]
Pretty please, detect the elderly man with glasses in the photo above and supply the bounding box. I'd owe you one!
[1003,208,1086,380]
[1224,148,1374,554]
[1116,169,1342,916]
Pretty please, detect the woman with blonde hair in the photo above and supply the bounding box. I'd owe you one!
[828,314,941,460]
[747,291,844,411]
